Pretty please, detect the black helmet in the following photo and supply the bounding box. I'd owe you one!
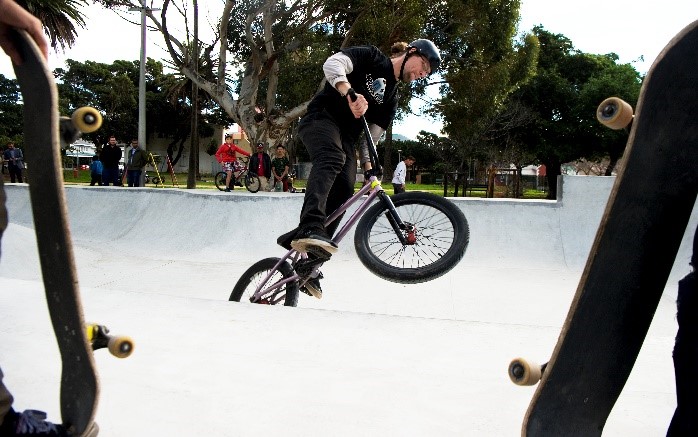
[408,39,441,75]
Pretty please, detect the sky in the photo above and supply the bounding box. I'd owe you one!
[0,0,696,139]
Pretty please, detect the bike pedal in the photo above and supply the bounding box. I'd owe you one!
[306,245,333,261]
[294,258,323,276]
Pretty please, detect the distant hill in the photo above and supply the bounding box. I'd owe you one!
[390,133,413,142]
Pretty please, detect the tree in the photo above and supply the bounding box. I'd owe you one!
[508,26,642,198]
[95,0,538,164]
[54,57,217,159]
[19,0,87,50]
[0,75,24,147]
[413,0,539,189]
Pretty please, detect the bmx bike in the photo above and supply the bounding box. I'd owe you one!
[215,157,261,193]
[230,93,470,306]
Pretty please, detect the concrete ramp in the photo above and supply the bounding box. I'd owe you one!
[0,175,696,435]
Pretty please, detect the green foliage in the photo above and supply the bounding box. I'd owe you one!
[53,58,219,148]
[506,26,642,196]
[0,75,23,147]
[19,0,87,51]
[429,0,539,172]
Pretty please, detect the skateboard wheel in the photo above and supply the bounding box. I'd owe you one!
[596,97,633,130]
[108,336,134,359]
[72,107,103,133]
[508,357,542,386]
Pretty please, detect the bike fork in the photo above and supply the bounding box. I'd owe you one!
[377,191,413,245]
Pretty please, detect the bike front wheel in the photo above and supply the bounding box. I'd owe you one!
[245,173,261,193]
[215,171,228,191]
[230,257,299,306]
[354,192,469,283]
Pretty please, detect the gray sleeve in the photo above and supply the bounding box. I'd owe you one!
[358,124,385,166]
[323,52,354,89]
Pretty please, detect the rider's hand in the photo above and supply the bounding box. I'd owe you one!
[347,93,368,119]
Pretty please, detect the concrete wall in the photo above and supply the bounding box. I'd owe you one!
[2,175,696,284]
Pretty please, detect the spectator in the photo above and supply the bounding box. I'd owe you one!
[100,136,122,186]
[125,139,147,187]
[391,155,415,194]
[89,154,102,186]
[271,145,290,192]
[215,134,250,192]
[249,143,272,191]
[2,143,23,183]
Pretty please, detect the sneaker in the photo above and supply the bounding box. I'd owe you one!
[224,188,231,192]
[291,226,338,257]
[301,272,323,299]
[277,227,299,250]
[1,409,68,436]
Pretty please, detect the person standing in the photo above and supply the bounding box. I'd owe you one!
[125,139,147,187]
[249,143,272,191]
[271,145,290,192]
[276,39,441,299]
[2,143,23,183]
[391,155,415,194]
[100,136,122,186]
[215,134,250,192]
[89,154,102,186]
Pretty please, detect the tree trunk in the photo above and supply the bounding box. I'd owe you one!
[186,0,199,189]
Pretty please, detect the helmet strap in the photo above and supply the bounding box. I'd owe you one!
[398,51,413,82]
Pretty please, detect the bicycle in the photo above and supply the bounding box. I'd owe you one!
[230,94,469,306]
[215,156,261,193]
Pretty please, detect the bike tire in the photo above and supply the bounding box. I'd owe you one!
[215,171,228,191]
[354,192,469,283]
[245,173,261,193]
[230,257,299,306]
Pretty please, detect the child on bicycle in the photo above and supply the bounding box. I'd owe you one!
[215,134,251,192]
[277,39,441,298]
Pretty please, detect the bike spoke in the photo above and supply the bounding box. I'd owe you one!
[368,203,456,269]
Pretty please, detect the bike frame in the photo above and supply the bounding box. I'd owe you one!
[249,106,412,304]
[250,174,408,304]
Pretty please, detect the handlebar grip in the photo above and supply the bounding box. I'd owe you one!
[346,88,357,102]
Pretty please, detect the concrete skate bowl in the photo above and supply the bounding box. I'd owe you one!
[2,175,696,322]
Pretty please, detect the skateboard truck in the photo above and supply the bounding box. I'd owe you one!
[86,324,134,359]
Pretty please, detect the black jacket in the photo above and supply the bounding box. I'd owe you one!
[249,152,272,178]
[100,144,122,169]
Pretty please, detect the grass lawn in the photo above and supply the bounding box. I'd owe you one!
[56,170,549,199]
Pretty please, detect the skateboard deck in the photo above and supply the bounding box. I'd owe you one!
[11,29,104,436]
[510,20,698,435]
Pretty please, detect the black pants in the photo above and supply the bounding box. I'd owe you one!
[90,173,102,186]
[392,183,405,194]
[667,226,698,436]
[297,112,356,237]
[7,165,22,183]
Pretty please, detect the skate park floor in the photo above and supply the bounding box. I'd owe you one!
[1,176,696,436]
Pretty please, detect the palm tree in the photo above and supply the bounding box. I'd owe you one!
[17,0,87,51]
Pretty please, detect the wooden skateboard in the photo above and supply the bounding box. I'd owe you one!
[11,29,131,436]
[509,19,698,435]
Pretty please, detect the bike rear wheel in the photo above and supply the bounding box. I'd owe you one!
[230,257,299,306]
[354,192,469,283]
[245,173,261,193]
[215,171,228,191]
